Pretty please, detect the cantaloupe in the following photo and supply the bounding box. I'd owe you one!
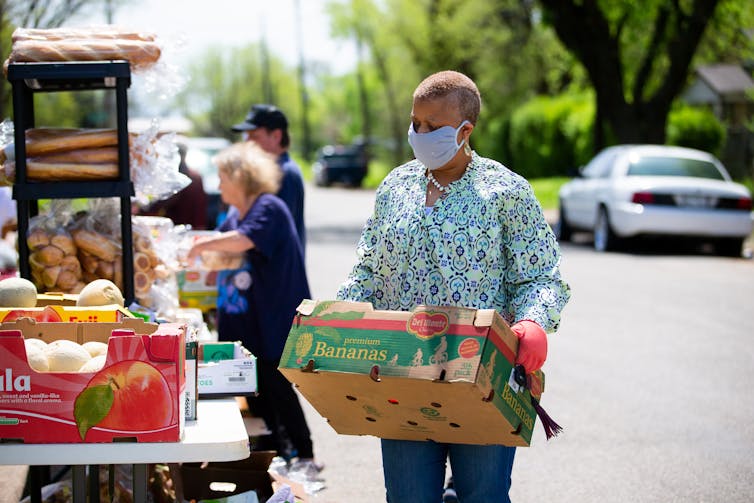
[0,277,38,308]
[45,340,91,372]
[79,354,106,372]
[82,341,108,358]
[76,279,125,307]
[25,342,49,372]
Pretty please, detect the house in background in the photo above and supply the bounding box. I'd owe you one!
[682,63,754,178]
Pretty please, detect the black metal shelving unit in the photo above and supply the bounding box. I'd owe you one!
[6,61,135,305]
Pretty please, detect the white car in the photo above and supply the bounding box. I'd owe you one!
[556,145,754,256]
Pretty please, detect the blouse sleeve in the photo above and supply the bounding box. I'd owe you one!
[498,182,571,332]
[336,182,393,303]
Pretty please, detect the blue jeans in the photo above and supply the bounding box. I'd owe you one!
[381,439,516,503]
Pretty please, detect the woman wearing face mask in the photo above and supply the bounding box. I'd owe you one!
[336,70,570,502]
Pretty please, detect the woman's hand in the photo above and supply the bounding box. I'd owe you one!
[511,319,548,373]
[185,237,211,265]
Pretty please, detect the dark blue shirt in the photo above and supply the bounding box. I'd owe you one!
[277,152,306,253]
[216,193,310,360]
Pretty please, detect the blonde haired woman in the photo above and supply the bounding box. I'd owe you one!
[188,141,319,470]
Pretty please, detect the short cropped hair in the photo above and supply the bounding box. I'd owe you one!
[413,70,482,124]
[214,142,282,197]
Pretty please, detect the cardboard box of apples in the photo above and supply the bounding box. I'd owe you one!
[0,278,186,443]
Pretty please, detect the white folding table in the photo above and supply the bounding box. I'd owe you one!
[0,398,250,502]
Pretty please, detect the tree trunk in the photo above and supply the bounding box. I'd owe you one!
[541,0,720,152]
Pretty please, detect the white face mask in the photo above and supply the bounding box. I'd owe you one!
[407,120,469,171]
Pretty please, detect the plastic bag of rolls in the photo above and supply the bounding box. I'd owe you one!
[27,201,86,294]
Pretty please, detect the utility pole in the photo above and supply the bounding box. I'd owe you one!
[103,0,116,128]
[355,35,371,159]
[259,13,274,104]
[293,0,312,161]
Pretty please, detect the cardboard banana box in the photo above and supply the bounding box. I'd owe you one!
[279,300,546,447]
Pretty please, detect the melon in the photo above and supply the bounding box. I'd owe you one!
[45,340,91,372]
[82,341,108,358]
[25,342,49,372]
[0,277,38,308]
[79,354,106,373]
[76,279,125,307]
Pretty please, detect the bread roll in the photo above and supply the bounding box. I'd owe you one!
[37,245,64,266]
[56,270,79,290]
[59,255,82,277]
[72,229,118,262]
[95,260,114,280]
[79,253,99,274]
[51,234,76,255]
[27,229,50,249]
[42,266,61,289]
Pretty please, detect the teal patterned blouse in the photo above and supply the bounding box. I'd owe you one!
[336,153,571,332]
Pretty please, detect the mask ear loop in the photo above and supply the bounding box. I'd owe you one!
[460,122,473,156]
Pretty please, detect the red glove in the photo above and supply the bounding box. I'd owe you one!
[511,320,548,373]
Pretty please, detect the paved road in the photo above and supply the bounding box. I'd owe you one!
[303,183,754,503]
[3,183,752,502]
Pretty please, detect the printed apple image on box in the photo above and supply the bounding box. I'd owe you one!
[0,317,185,443]
[279,300,547,447]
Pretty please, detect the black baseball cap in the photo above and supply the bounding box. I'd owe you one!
[231,104,288,132]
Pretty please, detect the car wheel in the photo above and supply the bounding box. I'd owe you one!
[715,237,744,258]
[554,203,572,242]
[315,171,329,187]
[593,206,619,252]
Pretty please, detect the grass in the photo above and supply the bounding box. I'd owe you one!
[297,152,570,211]
[529,177,569,210]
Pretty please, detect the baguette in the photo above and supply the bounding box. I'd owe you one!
[12,27,157,43]
[26,161,119,181]
[25,128,118,156]
[9,39,161,70]
[31,147,119,164]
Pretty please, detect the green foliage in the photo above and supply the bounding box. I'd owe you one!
[508,93,594,178]
[666,105,726,157]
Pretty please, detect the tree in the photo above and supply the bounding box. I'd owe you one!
[539,0,753,150]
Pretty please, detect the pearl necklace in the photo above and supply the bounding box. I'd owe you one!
[427,171,450,193]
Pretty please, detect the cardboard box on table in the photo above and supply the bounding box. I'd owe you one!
[0,317,186,443]
[197,341,257,397]
[279,300,546,447]
[0,304,133,323]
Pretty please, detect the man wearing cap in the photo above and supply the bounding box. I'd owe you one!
[232,104,306,252]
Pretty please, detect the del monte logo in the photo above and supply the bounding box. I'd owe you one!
[408,311,449,340]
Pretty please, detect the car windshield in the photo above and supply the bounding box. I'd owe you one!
[322,153,359,168]
[626,156,725,180]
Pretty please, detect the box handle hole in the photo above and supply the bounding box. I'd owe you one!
[430,402,442,408]
[407,421,418,426]
[365,417,377,422]
[345,395,357,401]
[449,422,460,428]
[388,398,399,405]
